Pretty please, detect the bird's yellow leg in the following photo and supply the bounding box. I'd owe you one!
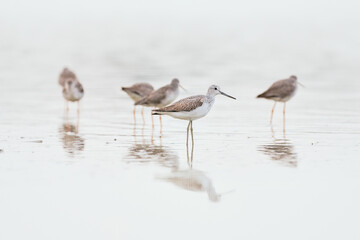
[77,101,80,117]
[65,100,69,122]
[186,121,191,163]
[186,121,191,148]
[190,120,194,161]
[141,107,145,125]
[270,101,277,124]
[283,102,286,136]
[151,109,154,129]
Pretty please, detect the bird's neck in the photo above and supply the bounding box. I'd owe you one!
[205,95,216,104]
[206,92,216,99]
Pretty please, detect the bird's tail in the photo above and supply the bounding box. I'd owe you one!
[256,92,266,98]
[134,97,147,106]
[151,109,164,115]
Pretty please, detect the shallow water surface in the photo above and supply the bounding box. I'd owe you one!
[1,3,360,239]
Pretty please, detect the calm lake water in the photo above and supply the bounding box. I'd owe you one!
[1,2,360,239]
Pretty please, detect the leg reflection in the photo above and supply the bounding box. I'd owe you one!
[151,125,154,144]
[259,126,297,168]
[159,115,163,137]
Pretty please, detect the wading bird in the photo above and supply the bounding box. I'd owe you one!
[257,75,301,128]
[58,68,84,114]
[135,78,184,129]
[122,83,154,124]
[152,85,235,158]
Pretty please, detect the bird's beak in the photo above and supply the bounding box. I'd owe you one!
[219,90,236,100]
[179,84,187,92]
[297,82,305,88]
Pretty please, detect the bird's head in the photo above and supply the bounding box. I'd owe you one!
[289,75,305,87]
[207,85,236,99]
[171,78,186,91]
[290,75,297,80]
[171,78,179,86]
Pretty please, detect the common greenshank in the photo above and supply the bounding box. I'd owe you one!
[152,85,235,153]
[135,78,184,128]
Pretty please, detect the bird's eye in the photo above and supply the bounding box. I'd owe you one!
[214,87,217,90]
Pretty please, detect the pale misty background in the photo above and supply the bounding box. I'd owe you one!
[0,1,360,240]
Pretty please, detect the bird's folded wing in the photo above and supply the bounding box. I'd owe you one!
[155,95,204,112]
[262,79,295,98]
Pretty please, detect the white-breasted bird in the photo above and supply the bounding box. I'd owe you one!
[135,78,184,128]
[58,68,84,113]
[152,85,236,148]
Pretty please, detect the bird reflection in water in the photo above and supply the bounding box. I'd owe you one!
[258,128,297,167]
[157,146,221,202]
[158,167,221,202]
[132,112,161,145]
[127,130,222,202]
[59,118,85,156]
[125,133,179,171]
